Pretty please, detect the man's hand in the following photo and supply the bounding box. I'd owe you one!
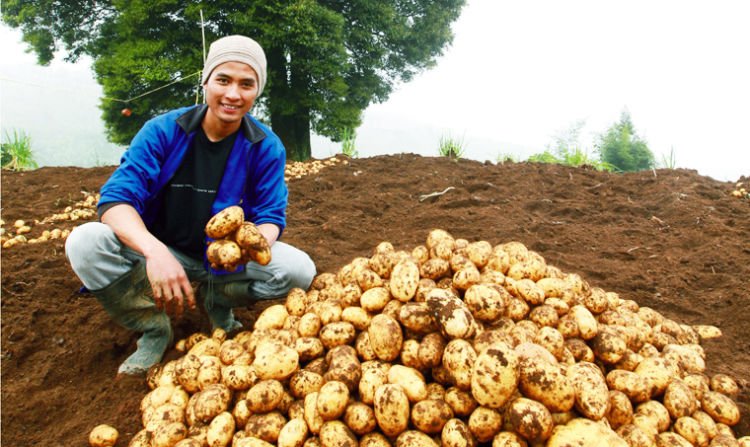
[145,246,196,318]
[101,204,196,318]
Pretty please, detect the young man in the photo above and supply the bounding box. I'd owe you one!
[66,35,316,375]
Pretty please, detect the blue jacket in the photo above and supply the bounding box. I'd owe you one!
[99,105,288,263]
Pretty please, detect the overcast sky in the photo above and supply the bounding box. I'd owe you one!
[1,0,749,181]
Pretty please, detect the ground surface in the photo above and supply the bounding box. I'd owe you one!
[1,154,748,446]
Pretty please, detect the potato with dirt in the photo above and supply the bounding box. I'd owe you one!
[88,424,118,447]
[205,205,244,238]
[235,221,272,266]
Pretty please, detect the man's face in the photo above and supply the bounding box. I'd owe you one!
[204,61,259,125]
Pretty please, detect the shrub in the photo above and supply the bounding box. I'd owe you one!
[341,127,358,158]
[438,134,465,159]
[1,129,38,171]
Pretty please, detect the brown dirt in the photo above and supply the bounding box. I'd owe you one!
[1,154,748,446]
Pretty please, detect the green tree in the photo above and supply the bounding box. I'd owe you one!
[596,110,655,172]
[2,0,465,160]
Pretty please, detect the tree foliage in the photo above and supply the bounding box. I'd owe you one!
[2,0,465,160]
[596,110,655,172]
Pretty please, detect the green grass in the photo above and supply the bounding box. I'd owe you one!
[438,134,465,159]
[660,146,677,169]
[1,129,38,171]
[496,153,519,164]
[528,146,615,172]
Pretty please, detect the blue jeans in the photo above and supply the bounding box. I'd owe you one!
[65,222,316,298]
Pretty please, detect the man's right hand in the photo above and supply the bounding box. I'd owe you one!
[101,204,196,318]
[145,246,196,318]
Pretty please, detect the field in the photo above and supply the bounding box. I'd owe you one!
[1,154,748,446]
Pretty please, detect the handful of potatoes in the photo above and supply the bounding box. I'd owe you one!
[205,206,272,271]
[111,229,747,447]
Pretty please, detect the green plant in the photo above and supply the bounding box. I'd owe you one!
[438,134,465,159]
[496,153,519,164]
[341,127,358,157]
[1,129,38,171]
[596,110,655,172]
[660,146,677,169]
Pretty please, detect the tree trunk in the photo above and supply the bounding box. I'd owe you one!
[266,46,312,161]
[270,108,311,161]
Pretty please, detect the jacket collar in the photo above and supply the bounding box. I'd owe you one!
[175,104,266,143]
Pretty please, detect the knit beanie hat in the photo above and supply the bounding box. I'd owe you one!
[202,35,267,96]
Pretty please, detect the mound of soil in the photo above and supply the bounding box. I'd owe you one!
[1,154,748,446]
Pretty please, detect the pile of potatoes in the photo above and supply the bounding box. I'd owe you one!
[120,229,747,447]
[204,206,272,271]
[0,218,71,248]
[731,182,748,201]
[285,157,347,181]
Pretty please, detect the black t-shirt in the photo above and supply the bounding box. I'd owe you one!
[151,127,237,259]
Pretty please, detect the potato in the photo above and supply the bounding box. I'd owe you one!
[174,439,203,447]
[277,417,309,447]
[324,345,361,392]
[234,437,275,447]
[419,332,447,368]
[319,321,356,349]
[221,364,257,390]
[420,258,451,280]
[518,357,574,413]
[656,432,693,446]
[606,390,634,429]
[357,268,383,290]
[127,429,152,447]
[319,420,358,447]
[193,384,231,423]
[464,284,508,322]
[344,402,377,435]
[411,399,454,434]
[491,431,527,447]
[368,313,403,361]
[359,363,389,405]
[468,406,503,443]
[254,304,288,330]
[504,397,553,443]
[388,364,428,402]
[453,266,481,291]
[152,422,188,447]
[396,430,439,447]
[374,384,411,437]
[303,392,325,435]
[235,221,272,265]
[206,412,234,447]
[673,416,710,447]
[606,369,651,403]
[426,288,477,340]
[206,239,243,271]
[710,434,741,447]
[341,306,372,331]
[246,379,284,413]
[443,339,477,391]
[711,374,740,397]
[702,391,741,426]
[298,313,322,338]
[252,341,299,380]
[567,361,609,420]
[89,424,118,447]
[570,305,598,340]
[244,413,287,443]
[445,387,478,417]
[391,259,421,302]
[441,418,476,447]
[693,324,722,340]
[360,287,391,312]
[205,205,244,238]
[534,326,564,360]
[470,342,519,409]
[635,356,680,397]
[316,380,349,421]
[289,370,324,399]
[664,379,699,420]
[547,418,628,447]
[590,327,627,364]
[635,400,670,433]
[399,302,439,334]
